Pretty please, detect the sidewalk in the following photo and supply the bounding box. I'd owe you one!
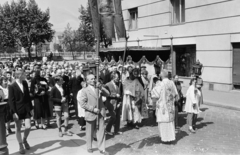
[7,128,102,155]
[182,86,240,111]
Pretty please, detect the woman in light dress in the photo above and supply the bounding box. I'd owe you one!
[184,78,203,133]
[77,81,87,130]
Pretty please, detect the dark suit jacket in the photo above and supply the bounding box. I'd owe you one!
[8,80,33,116]
[105,81,123,111]
[63,75,70,84]
[50,85,68,106]
[69,76,84,97]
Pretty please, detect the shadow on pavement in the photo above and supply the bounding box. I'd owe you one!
[77,132,86,138]
[10,139,86,155]
[106,143,132,155]
[174,130,188,144]
[200,108,209,112]
[195,122,214,130]
[136,135,161,149]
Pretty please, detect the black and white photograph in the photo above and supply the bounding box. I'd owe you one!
[0,0,239,155]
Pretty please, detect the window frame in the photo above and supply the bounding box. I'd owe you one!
[128,8,138,30]
[171,0,185,24]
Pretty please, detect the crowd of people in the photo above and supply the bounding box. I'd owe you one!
[0,57,203,155]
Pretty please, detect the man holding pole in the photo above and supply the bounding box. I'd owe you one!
[79,71,110,155]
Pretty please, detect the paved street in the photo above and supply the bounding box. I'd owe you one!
[6,104,240,155]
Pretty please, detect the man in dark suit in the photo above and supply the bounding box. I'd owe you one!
[99,65,111,84]
[8,70,33,154]
[105,71,123,135]
[69,70,84,118]
[50,76,72,137]
[79,74,110,155]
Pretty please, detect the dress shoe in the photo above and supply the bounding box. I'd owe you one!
[188,128,196,133]
[23,140,30,150]
[134,125,139,129]
[39,124,43,129]
[35,125,39,129]
[80,126,85,131]
[63,131,72,136]
[19,143,25,154]
[59,132,63,137]
[46,124,53,128]
[105,131,114,136]
[87,149,93,153]
[193,126,197,131]
[100,150,110,155]
[42,125,47,130]
[114,131,123,135]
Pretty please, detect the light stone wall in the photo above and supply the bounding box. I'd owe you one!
[111,0,240,91]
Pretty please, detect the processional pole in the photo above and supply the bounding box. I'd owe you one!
[96,33,100,130]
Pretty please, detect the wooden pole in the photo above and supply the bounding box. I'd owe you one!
[120,36,129,84]
[96,31,100,130]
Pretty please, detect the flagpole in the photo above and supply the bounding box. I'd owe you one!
[96,28,100,131]
[120,35,129,85]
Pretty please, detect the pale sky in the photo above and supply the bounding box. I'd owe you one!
[0,0,88,32]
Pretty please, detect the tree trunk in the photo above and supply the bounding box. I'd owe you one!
[71,51,74,60]
[27,47,32,61]
[35,47,38,58]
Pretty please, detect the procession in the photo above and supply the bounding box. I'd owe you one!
[0,0,240,155]
[0,53,205,155]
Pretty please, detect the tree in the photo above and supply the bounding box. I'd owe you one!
[0,0,55,59]
[53,43,63,52]
[62,23,78,51]
[78,5,95,51]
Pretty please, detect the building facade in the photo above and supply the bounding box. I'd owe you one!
[111,0,240,92]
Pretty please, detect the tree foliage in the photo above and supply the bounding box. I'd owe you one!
[62,23,81,52]
[78,5,95,51]
[0,0,55,58]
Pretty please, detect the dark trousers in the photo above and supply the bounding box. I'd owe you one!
[0,104,9,155]
[78,117,86,127]
[187,113,198,127]
[73,95,78,118]
[106,104,121,133]
[175,105,179,128]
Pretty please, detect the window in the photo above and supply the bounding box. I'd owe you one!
[171,0,185,24]
[129,8,138,30]
[175,45,196,77]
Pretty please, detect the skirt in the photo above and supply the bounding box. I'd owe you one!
[158,121,175,142]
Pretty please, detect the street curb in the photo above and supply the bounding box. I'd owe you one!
[204,100,240,111]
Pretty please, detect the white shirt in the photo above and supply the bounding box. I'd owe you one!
[89,85,96,95]
[0,86,8,99]
[16,80,24,93]
[55,84,64,96]
[112,80,117,90]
